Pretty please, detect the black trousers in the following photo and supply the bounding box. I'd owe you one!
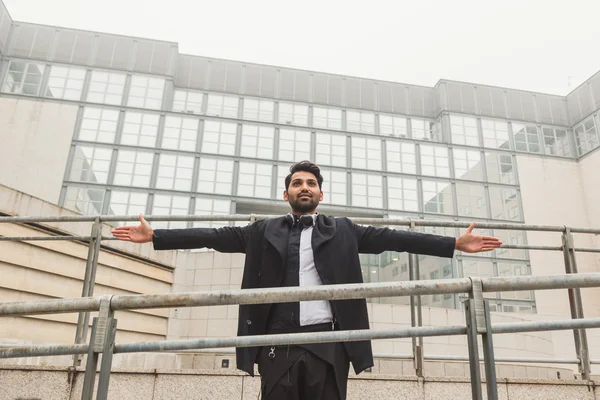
[258,345,341,400]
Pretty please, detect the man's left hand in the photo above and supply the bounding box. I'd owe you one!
[455,222,502,253]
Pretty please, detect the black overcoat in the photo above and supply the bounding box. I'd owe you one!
[152,214,456,376]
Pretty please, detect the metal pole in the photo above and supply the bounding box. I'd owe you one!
[96,317,117,400]
[413,221,424,377]
[562,228,591,380]
[408,221,423,376]
[81,317,99,400]
[464,298,483,400]
[482,301,498,400]
[74,218,102,367]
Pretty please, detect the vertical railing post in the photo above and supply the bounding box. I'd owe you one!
[464,297,483,400]
[408,220,424,376]
[482,300,498,400]
[81,296,114,400]
[81,317,99,400]
[74,218,103,366]
[562,228,591,380]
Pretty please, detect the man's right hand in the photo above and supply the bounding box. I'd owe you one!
[111,214,154,243]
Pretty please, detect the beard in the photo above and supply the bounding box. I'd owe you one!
[289,195,319,214]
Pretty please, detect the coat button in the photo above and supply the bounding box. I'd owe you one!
[246,320,252,325]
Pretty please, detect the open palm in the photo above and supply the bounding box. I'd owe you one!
[111,214,154,243]
[455,222,502,253]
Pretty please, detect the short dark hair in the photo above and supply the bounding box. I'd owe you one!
[284,161,324,191]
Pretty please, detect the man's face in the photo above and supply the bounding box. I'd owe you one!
[284,171,323,214]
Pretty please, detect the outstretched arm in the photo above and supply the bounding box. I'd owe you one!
[354,221,502,257]
[111,214,251,253]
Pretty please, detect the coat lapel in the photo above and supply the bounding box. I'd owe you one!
[312,214,336,252]
[264,216,289,263]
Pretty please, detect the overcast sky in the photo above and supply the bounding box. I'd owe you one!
[5,0,600,96]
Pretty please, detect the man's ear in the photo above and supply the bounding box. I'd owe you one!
[319,191,324,201]
[283,190,289,201]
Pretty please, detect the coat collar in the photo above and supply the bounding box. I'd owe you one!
[264,214,337,261]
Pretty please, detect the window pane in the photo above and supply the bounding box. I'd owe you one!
[64,186,105,215]
[387,176,418,212]
[86,70,126,105]
[278,102,309,126]
[161,116,199,151]
[206,93,239,118]
[574,117,599,156]
[3,61,45,96]
[240,125,274,159]
[485,152,515,184]
[542,127,571,157]
[456,183,488,218]
[108,191,148,226]
[420,145,449,177]
[352,172,382,208]
[69,146,112,184]
[156,154,194,191]
[237,162,272,199]
[450,115,479,146]
[422,180,453,215]
[172,90,203,114]
[121,112,159,147]
[512,123,541,153]
[313,106,342,130]
[152,194,190,229]
[380,115,408,137]
[279,129,311,161]
[453,148,483,181]
[315,132,347,167]
[193,198,231,228]
[386,141,416,174]
[320,168,347,206]
[411,118,439,141]
[127,75,165,110]
[79,107,119,144]
[481,119,510,149]
[347,110,375,134]
[243,98,274,122]
[113,149,154,188]
[352,137,381,170]
[202,120,237,156]
[197,157,234,195]
[489,187,521,221]
[45,65,85,100]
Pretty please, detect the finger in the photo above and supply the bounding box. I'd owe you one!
[483,239,502,245]
[466,222,475,234]
[139,213,146,224]
[479,236,501,241]
[111,226,132,232]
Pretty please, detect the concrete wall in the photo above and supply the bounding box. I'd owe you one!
[0,97,78,204]
[516,154,600,317]
[0,366,597,400]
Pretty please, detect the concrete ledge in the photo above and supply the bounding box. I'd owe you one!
[0,365,597,400]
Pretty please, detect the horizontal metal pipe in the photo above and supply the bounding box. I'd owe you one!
[421,354,580,364]
[0,236,119,241]
[499,244,562,251]
[591,360,600,364]
[4,214,599,234]
[114,326,467,354]
[0,296,102,316]
[572,247,600,253]
[0,343,88,359]
[482,273,600,292]
[492,318,600,334]
[110,278,473,311]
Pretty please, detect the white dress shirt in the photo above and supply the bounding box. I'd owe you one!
[298,214,334,326]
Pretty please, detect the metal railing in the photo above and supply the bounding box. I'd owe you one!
[1,214,600,400]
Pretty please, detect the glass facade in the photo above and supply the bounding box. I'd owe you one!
[9,25,600,316]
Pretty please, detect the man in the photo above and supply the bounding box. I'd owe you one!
[112,160,502,400]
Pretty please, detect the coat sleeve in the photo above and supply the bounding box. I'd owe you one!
[352,222,456,258]
[152,224,253,253]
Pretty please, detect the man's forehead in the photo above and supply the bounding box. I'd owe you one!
[291,171,317,181]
